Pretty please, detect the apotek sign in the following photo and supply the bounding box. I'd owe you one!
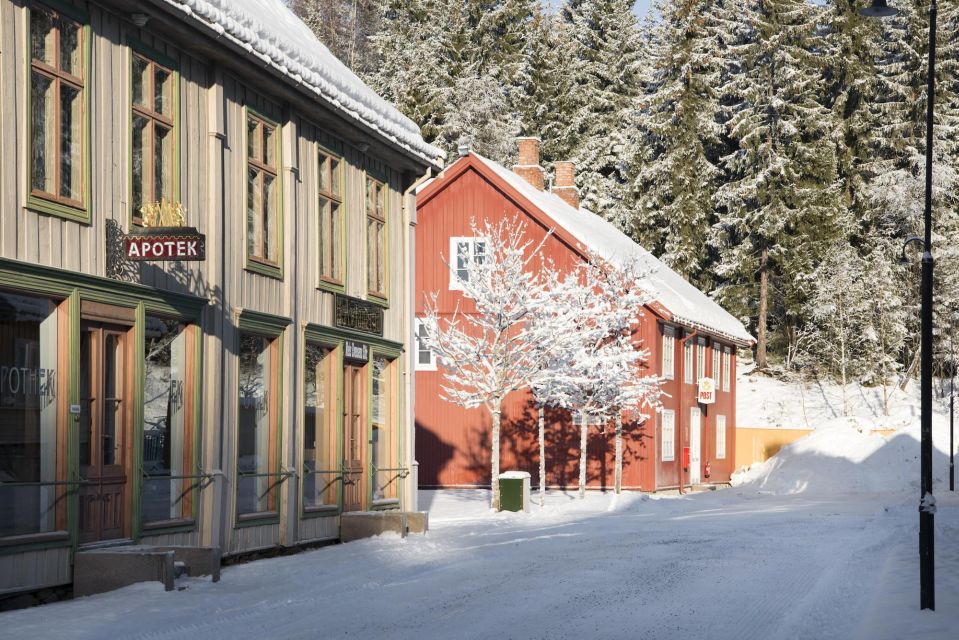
[697,377,716,404]
[124,228,206,261]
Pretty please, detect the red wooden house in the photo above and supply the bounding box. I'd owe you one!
[413,138,754,491]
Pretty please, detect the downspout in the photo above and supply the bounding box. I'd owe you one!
[403,167,433,511]
[676,329,698,495]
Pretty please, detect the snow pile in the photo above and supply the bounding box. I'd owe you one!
[158,0,443,166]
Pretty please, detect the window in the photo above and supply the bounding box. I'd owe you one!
[683,335,693,384]
[660,410,675,462]
[371,356,399,504]
[697,337,706,381]
[366,176,387,297]
[712,342,721,383]
[303,342,337,511]
[449,237,487,291]
[29,4,88,218]
[237,332,278,518]
[662,326,675,380]
[716,415,727,460]
[142,318,193,525]
[723,347,732,391]
[318,149,343,284]
[246,112,280,271]
[0,292,61,538]
[131,52,176,224]
[414,318,436,371]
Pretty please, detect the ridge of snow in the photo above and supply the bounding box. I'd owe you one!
[469,153,754,345]
[157,0,444,167]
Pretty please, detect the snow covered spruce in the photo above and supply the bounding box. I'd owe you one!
[421,218,662,509]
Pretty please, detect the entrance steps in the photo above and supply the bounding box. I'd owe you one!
[73,545,220,597]
[339,511,429,543]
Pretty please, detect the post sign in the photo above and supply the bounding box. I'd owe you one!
[334,294,384,336]
[124,227,206,261]
[697,378,716,404]
[344,340,369,364]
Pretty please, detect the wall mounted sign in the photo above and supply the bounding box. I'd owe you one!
[334,294,384,336]
[344,340,369,364]
[697,377,716,405]
[124,227,206,261]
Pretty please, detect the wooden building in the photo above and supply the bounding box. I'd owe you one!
[414,139,753,492]
[0,0,442,598]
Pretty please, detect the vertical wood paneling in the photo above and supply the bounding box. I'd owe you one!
[0,547,71,594]
[297,516,338,543]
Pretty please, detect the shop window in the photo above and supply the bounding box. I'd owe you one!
[237,332,278,518]
[366,176,386,297]
[28,3,89,220]
[414,318,436,371]
[318,149,343,285]
[370,356,399,504]
[246,112,280,273]
[0,292,60,538]
[660,410,675,462]
[449,237,487,291]
[141,318,192,525]
[662,326,675,380]
[303,342,337,511]
[131,51,176,225]
[716,415,727,460]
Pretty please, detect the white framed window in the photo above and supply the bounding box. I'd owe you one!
[683,336,694,384]
[662,325,675,380]
[712,342,721,382]
[723,347,732,391]
[661,410,675,462]
[449,237,487,291]
[414,318,436,371]
[716,415,727,460]
[697,337,706,381]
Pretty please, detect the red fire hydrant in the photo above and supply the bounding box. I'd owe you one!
[704,461,711,479]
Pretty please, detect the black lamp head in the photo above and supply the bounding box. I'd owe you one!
[860,0,899,18]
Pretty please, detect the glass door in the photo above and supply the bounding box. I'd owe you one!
[342,364,366,512]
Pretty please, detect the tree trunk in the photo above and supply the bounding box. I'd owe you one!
[538,403,546,508]
[614,412,623,495]
[757,247,769,369]
[491,406,502,510]
[578,409,589,499]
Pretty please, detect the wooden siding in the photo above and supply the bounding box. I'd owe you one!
[228,523,280,556]
[0,547,71,595]
[297,515,338,543]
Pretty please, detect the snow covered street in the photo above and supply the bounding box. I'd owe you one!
[3,482,958,639]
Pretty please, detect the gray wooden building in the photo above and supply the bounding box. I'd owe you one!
[0,0,442,598]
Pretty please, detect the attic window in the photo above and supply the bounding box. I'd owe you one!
[449,237,486,291]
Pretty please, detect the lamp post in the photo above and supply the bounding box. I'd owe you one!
[861,0,937,611]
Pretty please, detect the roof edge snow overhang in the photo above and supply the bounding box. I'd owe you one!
[150,0,444,172]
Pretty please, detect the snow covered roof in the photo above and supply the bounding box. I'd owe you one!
[157,0,444,168]
[468,153,755,346]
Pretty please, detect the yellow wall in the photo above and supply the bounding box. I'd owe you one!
[735,428,813,469]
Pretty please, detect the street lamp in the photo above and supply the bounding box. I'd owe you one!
[860,0,937,611]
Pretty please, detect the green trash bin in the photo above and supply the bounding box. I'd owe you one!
[498,471,530,512]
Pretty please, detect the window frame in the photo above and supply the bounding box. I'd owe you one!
[414,317,437,371]
[365,174,388,302]
[25,0,92,223]
[696,337,706,381]
[448,236,488,292]
[244,107,283,279]
[683,335,694,384]
[712,341,721,383]
[661,325,675,380]
[368,350,402,508]
[723,347,732,391]
[128,41,179,227]
[660,410,675,462]
[317,144,345,290]
[301,337,341,516]
[716,414,727,460]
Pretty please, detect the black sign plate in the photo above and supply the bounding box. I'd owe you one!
[334,294,384,336]
[344,340,369,364]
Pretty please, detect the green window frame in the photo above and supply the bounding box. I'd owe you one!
[365,175,387,301]
[318,146,344,288]
[244,109,283,279]
[26,1,92,223]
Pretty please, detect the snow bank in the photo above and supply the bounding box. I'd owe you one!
[158,0,443,166]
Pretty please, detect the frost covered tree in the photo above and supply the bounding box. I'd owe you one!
[422,218,558,510]
[291,0,381,73]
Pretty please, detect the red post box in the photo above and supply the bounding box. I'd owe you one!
[683,446,690,470]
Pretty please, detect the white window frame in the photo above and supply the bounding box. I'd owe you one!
[716,415,727,460]
[712,341,721,382]
[662,325,675,380]
[683,336,694,384]
[723,347,732,391]
[696,337,706,381]
[414,318,437,371]
[449,236,487,291]
[661,410,675,462]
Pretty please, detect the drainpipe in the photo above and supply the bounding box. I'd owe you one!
[402,168,432,512]
[676,329,698,495]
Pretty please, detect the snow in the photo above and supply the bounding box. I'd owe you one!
[467,153,754,345]
[157,1,443,167]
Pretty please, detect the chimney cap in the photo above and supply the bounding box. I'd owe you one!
[457,136,471,158]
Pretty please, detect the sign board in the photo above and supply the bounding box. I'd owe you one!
[697,377,716,405]
[344,340,369,364]
[124,227,206,261]
[334,294,384,336]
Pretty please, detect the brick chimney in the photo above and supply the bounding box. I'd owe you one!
[512,137,544,191]
[553,161,579,209]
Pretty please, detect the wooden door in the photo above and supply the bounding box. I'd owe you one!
[342,364,366,512]
[689,407,702,485]
[78,322,132,544]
